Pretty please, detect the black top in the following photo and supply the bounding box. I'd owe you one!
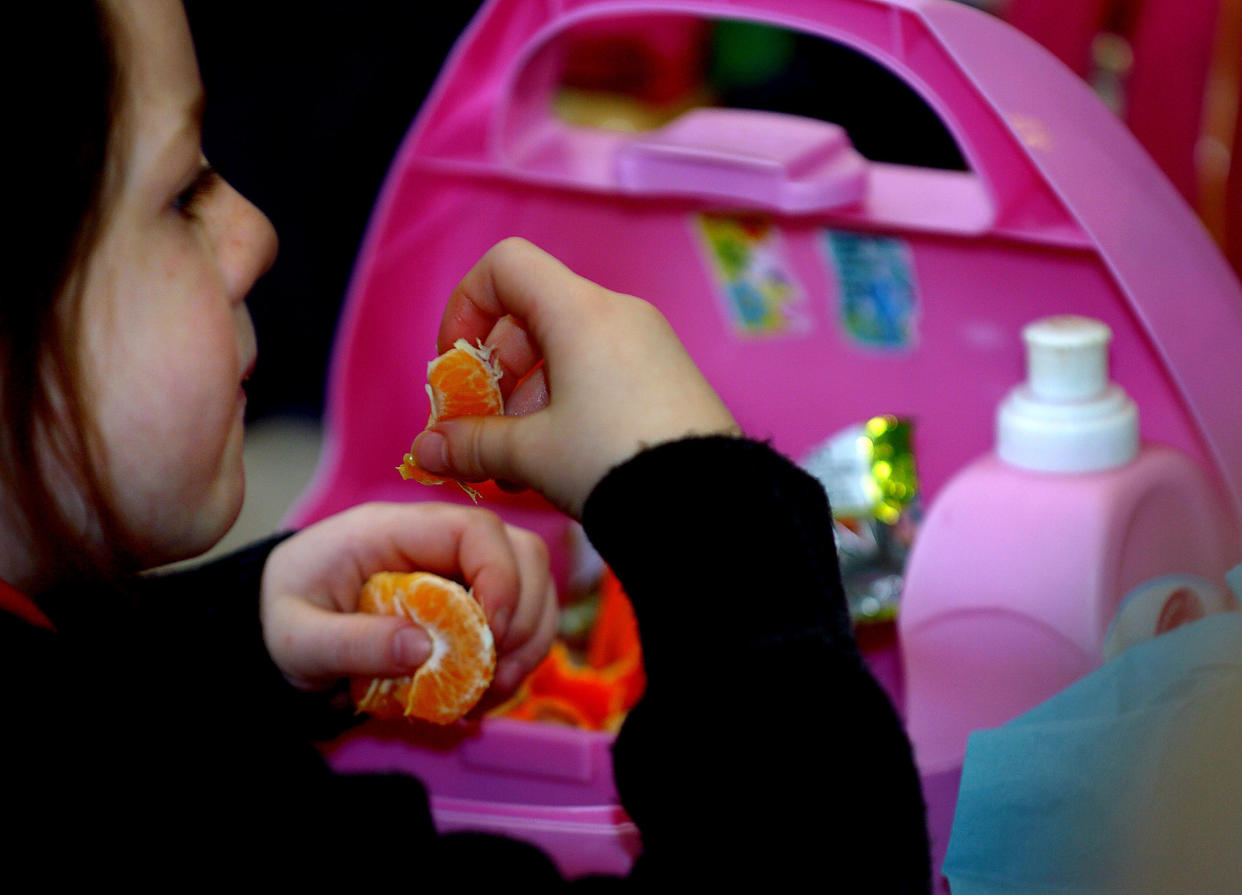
[1,437,929,889]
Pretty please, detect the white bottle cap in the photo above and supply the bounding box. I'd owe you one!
[997,315,1138,473]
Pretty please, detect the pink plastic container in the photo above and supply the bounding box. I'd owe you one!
[901,447,1241,773]
[288,0,1242,880]
[900,315,1241,773]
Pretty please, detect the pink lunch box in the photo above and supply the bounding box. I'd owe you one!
[288,0,1242,882]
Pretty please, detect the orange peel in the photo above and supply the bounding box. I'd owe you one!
[351,571,496,725]
[496,568,645,731]
[503,693,597,729]
[399,338,504,500]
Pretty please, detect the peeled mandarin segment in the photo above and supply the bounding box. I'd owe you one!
[398,339,504,492]
[398,455,445,485]
[429,346,504,418]
[351,571,496,725]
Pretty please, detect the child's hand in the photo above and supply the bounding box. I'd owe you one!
[411,238,740,518]
[259,502,557,696]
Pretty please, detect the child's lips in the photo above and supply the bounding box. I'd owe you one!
[239,357,256,407]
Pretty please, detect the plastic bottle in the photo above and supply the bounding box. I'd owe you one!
[898,315,1240,774]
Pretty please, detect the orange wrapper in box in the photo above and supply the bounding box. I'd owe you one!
[498,567,646,731]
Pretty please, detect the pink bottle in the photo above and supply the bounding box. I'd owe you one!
[898,315,1241,775]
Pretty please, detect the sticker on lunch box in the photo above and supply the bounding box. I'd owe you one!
[694,212,808,336]
[822,230,919,350]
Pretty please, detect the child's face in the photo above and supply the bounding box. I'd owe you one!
[73,0,278,567]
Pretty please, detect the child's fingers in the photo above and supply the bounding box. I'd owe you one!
[493,588,559,696]
[448,507,525,647]
[436,273,501,354]
[482,314,542,401]
[262,500,525,656]
[268,602,432,690]
[354,503,522,608]
[426,239,740,516]
[265,503,483,604]
[497,524,555,653]
[504,364,548,417]
[413,414,533,490]
[438,238,595,361]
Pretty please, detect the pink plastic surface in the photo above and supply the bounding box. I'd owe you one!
[1003,0,1222,204]
[320,718,638,877]
[287,0,1242,882]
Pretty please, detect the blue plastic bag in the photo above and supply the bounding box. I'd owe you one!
[944,566,1242,894]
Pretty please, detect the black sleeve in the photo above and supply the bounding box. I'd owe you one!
[581,436,931,891]
[127,532,361,742]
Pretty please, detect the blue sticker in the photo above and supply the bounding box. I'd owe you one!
[823,230,919,349]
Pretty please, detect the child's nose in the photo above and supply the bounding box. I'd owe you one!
[213,179,279,304]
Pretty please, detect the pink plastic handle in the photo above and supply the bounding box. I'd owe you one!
[486,0,1059,231]
[613,108,868,212]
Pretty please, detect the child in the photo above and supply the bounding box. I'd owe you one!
[1,2,930,888]
[4,0,555,859]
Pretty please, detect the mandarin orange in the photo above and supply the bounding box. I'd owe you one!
[351,571,496,725]
[398,339,504,496]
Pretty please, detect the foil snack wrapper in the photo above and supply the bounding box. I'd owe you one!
[801,416,921,624]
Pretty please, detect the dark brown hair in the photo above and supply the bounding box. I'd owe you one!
[2,2,132,585]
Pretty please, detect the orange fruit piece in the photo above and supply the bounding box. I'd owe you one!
[398,339,504,495]
[351,571,497,725]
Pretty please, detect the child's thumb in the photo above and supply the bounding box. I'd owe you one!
[271,605,431,691]
[413,417,527,488]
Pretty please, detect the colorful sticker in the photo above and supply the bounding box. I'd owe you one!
[823,230,919,349]
[694,212,807,335]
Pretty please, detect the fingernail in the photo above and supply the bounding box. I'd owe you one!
[493,659,516,693]
[495,657,522,694]
[394,627,432,669]
[491,607,512,646]
[413,430,448,475]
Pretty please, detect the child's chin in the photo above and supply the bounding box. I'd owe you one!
[202,473,247,550]
[153,475,246,567]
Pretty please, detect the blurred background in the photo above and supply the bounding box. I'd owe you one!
[181,0,1241,558]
